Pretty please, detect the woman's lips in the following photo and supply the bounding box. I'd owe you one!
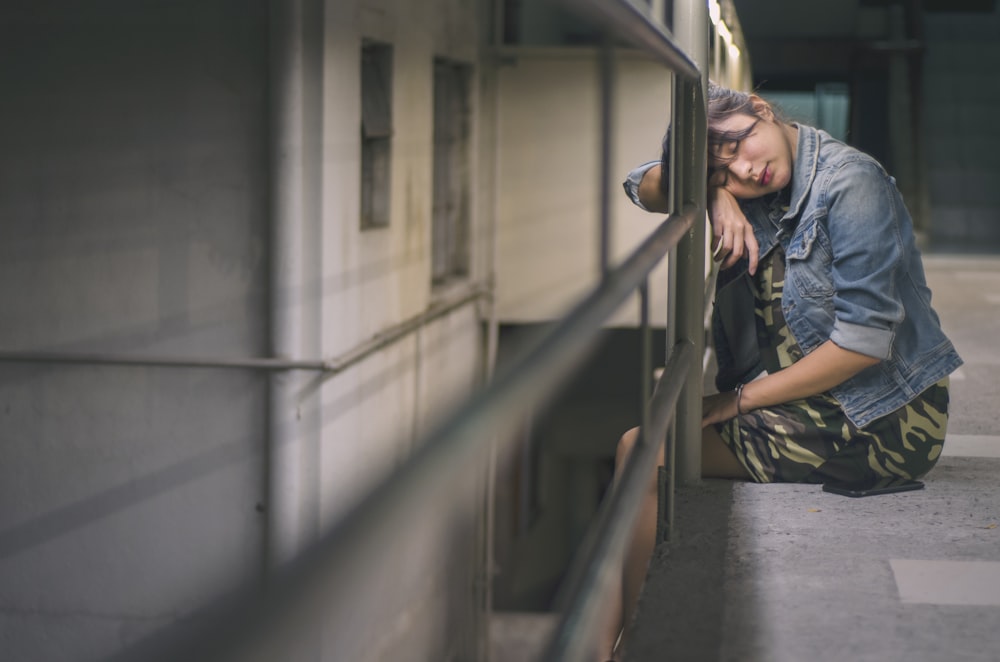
[760,166,772,187]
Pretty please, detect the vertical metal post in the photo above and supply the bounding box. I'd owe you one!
[713,26,721,80]
[598,35,615,277]
[642,277,664,544]
[267,3,324,657]
[640,280,652,442]
[662,83,680,540]
[672,0,708,487]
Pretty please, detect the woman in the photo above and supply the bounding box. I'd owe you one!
[603,82,963,660]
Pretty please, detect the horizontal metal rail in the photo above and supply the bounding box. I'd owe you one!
[0,350,329,372]
[543,339,694,662]
[556,0,700,80]
[110,204,698,662]
[324,283,489,372]
[0,283,489,374]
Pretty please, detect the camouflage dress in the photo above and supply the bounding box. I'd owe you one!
[715,246,950,484]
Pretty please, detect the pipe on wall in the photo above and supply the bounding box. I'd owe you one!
[266,0,324,583]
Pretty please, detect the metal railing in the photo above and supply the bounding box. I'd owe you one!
[104,0,707,660]
[0,282,489,375]
[106,206,704,662]
[545,2,707,659]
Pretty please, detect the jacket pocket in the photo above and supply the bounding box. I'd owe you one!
[785,218,834,299]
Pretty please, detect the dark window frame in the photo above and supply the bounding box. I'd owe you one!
[431,57,473,284]
[361,39,393,230]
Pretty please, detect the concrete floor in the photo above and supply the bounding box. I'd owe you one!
[627,254,1000,662]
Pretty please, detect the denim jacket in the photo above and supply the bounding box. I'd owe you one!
[624,124,962,428]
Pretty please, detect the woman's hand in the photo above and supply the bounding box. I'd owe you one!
[709,187,759,275]
[702,391,739,428]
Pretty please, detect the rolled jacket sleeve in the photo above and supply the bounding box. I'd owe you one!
[622,160,660,211]
[830,320,895,360]
[825,160,906,360]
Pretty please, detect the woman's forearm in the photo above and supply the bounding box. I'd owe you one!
[740,340,881,412]
[637,165,759,274]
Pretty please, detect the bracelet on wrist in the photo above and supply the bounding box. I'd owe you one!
[735,383,745,416]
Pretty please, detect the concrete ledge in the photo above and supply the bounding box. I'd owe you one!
[626,479,737,661]
[627,457,1000,662]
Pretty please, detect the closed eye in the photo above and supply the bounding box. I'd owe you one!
[715,140,740,160]
[706,118,760,188]
[708,139,743,188]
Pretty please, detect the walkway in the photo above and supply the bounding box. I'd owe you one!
[627,254,1000,661]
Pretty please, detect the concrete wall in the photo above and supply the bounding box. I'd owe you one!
[0,3,270,661]
[922,7,1000,248]
[495,49,674,327]
[322,0,487,522]
[314,4,493,657]
[0,0,491,660]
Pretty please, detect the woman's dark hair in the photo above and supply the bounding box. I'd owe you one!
[707,83,762,144]
[658,81,783,195]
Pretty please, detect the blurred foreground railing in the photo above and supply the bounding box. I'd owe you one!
[110,0,709,660]
[104,199,701,662]
[544,2,708,659]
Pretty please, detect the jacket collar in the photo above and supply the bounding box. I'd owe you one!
[783,124,821,223]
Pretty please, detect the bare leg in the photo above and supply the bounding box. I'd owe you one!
[702,423,751,479]
[598,427,658,661]
[598,424,748,660]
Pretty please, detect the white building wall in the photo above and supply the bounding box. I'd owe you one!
[321,0,486,523]
[0,0,492,660]
[496,49,674,328]
[0,3,270,661]
[316,6,490,658]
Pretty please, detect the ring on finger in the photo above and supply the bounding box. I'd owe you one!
[712,238,726,258]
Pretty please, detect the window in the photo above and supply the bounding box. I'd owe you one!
[431,58,472,284]
[361,40,393,229]
[761,84,849,142]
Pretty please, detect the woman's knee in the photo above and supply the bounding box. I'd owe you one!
[616,427,641,465]
[616,427,665,492]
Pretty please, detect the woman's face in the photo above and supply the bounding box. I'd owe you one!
[708,104,796,200]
